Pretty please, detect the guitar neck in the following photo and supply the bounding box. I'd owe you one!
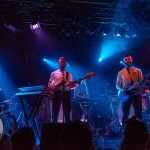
[66,77,87,87]
[73,77,87,84]
[52,72,95,89]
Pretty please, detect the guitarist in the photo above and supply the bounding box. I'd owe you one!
[116,55,143,126]
[48,57,78,123]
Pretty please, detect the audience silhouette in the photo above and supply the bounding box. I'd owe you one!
[120,116,149,150]
[11,127,36,150]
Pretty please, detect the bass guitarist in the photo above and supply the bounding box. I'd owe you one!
[48,57,79,123]
[116,55,143,126]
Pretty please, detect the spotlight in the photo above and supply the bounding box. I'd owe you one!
[102,32,107,36]
[32,23,39,29]
[30,21,41,31]
[123,26,138,38]
[86,23,99,36]
[43,58,58,69]
[30,10,41,31]
[101,25,111,36]
[114,27,126,37]
[120,60,123,64]
[125,32,137,38]
[4,23,20,32]
[43,58,46,62]
[99,58,102,62]
[131,33,137,37]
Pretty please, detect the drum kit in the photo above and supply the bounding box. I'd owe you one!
[0,100,18,137]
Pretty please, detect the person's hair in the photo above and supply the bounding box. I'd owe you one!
[11,127,36,150]
[61,121,94,150]
[59,57,66,61]
[123,55,132,59]
[120,116,149,150]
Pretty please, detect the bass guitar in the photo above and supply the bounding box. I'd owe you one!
[118,73,150,103]
[46,72,96,95]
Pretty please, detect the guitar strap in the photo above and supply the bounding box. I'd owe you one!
[126,67,134,85]
[66,71,69,81]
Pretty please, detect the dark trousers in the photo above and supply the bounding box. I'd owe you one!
[52,91,71,123]
[122,95,142,125]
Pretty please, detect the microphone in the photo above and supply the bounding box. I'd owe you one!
[120,61,132,67]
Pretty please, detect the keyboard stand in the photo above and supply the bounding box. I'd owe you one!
[16,93,44,138]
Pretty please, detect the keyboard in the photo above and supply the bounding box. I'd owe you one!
[15,85,45,96]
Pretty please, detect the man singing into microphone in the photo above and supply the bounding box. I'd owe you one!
[116,55,143,126]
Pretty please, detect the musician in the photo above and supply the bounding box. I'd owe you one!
[48,57,77,123]
[72,80,89,121]
[74,80,89,100]
[116,55,143,126]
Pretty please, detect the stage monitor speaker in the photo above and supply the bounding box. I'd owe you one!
[40,123,66,150]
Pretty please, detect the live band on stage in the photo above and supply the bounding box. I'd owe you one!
[1,55,150,137]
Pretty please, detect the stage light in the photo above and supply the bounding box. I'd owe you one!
[4,23,20,32]
[114,27,126,37]
[30,21,41,31]
[30,10,41,31]
[99,58,102,62]
[101,25,111,37]
[116,33,121,37]
[86,23,99,36]
[99,38,128,61]
[120,60,123,64]
[43,58,58,69]
[32,24,39,29]
[131,33,137,37]
[123,26,137,38]
[102,32,107,36]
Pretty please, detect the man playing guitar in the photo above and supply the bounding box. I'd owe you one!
[116,55,143,126]
[48,57,77,123]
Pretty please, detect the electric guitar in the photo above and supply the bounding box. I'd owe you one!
[46,72,96,94]
[118,73,150,103]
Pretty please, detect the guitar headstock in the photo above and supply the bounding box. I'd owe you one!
[85,72,96,78]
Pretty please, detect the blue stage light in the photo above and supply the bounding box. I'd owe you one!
[99,37,128,61]
[99,58,102,62]
[43,58,58,69]
[120,60,123,64]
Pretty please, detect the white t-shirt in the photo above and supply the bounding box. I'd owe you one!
[48,69,72,91]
